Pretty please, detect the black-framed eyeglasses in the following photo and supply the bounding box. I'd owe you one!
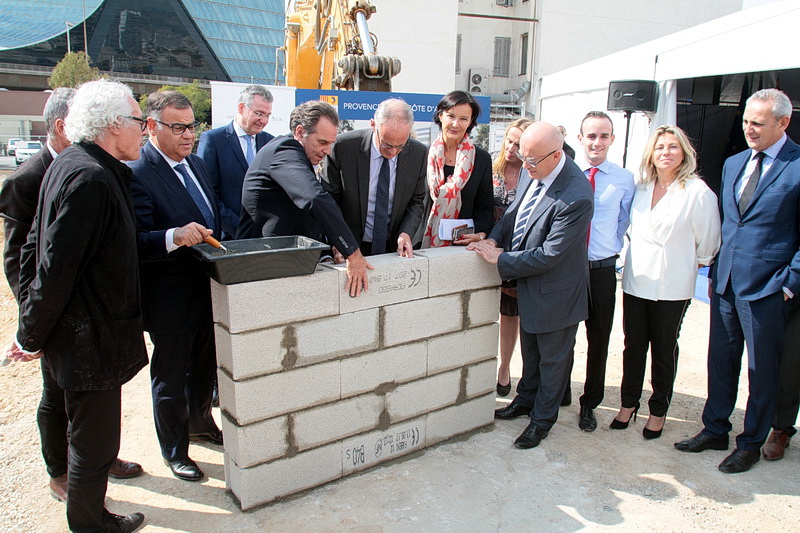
[154,119,200,135]
[375,128,406,153]
[123,115,148,132]
[246,105,271,120]
[516,149,557,168]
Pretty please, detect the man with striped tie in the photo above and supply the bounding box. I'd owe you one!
[469,121,594,449]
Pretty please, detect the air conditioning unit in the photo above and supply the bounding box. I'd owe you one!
[469,68,491,94]
[496,0,513,6]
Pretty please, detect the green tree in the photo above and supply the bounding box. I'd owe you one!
[160,80,212,124]
[474,124,490,151]
[48,51,100,89]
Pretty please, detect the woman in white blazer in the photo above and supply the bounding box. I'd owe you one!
[610,125,721,439]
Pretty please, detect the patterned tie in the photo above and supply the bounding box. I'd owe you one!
[511,181,544,251]
[244,135,254,165]
[738,151,765,215]
[175,163,215,231]
[371,157,391,255]
[587,167,598,244]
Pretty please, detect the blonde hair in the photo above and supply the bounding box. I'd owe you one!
[639,124,698,187]
[492,118,534,175]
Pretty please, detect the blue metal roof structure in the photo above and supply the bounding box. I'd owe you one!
[0,1,104,50]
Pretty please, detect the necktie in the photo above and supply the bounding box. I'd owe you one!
[244,135,254,165]
[587,167,598,245]
[738,152,765,215]
[175,164,215,231]
[511,181,544,251]
[371,157,391,255]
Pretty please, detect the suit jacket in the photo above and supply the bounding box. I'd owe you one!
[16,142,147,391]
[237,134,359,257]
[127,142,221,333]
[490,156,594,334]
[0,147,53,300]
[197,121,273,238]
[712,137,800,300]
[322,128,427,251]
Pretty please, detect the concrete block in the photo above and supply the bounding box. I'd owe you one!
[465,359,497,399]
[222,415,288,469]
[416,247,501,297]
[323,254,429,314]
[383,294,462,347]
[340,342,427,398]
[220,361,341,425]
[386,370,461,422]
[467,288,500,327]
[211,265,340,334]
[295,309,379,366]
[425,394,495,446]
[427,323,499,374]
[228,444,342,510]
[340,418,426,476]
[215,324,285,380]
[293,395,384,450]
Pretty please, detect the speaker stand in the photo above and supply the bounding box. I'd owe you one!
[622,110,632,168]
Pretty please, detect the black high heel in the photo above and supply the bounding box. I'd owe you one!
[643,416,666,439]
[496,380,511,397]
[609,405,639,430]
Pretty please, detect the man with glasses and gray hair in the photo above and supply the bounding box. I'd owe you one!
[198,84,274,239]
[5,79,148,532]
[322,98,427,257]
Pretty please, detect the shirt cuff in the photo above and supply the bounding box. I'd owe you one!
[166,228,179,253]
[783,286,794,299]
[15,335,40,356]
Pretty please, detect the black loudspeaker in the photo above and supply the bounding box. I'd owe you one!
[607,80,659,113]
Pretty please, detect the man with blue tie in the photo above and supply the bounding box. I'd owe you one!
[197,85,274,239]
[675,88,800,473]
[128,91,223,483]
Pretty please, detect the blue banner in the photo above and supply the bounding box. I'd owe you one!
[295,89,491,123]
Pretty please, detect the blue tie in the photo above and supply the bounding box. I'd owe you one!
[244,135,254,165]
[371,157,391,254]
[175,163,215,231]
[511,181,543,251]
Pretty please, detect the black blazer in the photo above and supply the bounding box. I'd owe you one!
[128,141,221,333]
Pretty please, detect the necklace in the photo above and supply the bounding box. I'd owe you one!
[657,179,675,190]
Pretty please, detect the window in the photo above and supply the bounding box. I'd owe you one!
[520,33,528,75]
[493,37,511,77]
[455,33,462,75]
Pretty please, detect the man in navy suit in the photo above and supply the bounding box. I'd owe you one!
[128,91,223,483]
[197,84,274,239]
[676,88,800,474]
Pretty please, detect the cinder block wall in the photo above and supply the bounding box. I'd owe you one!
[212,247,501,510]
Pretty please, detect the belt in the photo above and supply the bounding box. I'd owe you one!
[589,255,618,269]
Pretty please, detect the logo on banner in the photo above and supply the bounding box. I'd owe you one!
[320,94,339,111]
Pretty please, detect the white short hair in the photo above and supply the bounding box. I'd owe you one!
[65,79,135,144]
[748,88,793,120]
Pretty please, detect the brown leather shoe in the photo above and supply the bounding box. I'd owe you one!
[108,458,144,479]
[762,429,791,461]
[49,475,68,502]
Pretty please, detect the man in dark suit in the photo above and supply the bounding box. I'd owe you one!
[238,100,372,297]
[322,98,427,256]
[128,91,222,483]
[0,88,143,504]
[469,121,593,448]
[676,88,800,474]
[6,79,147,533]
[197,84,274,239]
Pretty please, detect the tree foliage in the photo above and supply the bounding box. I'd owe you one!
[138,80,211,124]
[48,52,101,89]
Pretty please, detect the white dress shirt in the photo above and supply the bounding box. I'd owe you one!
[735,134,787,200]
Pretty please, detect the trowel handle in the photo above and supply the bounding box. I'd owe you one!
[204,236,223,249]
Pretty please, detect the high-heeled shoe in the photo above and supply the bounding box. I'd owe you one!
[609,405,639,430]
[643,416,665,439]
[496,380,511,397]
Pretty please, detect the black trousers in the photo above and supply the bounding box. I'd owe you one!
[38,358,69,478]
[620,293,690,417]
[773,298,800,436]
[579,265,617,408]
[150,325,217,461]
[64,386,121,533]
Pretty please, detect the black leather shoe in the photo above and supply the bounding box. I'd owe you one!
[718,448,760,473]
[190,427,223,445]
[674,432,729,452]
[514,422,549,449]
[164,458,204,482]
[496,380,512,397]
[495,399,532,420]
[104,511,145,532]
[578,406,597,432]
[108,458,144,479]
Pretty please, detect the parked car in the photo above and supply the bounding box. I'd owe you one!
[6,138,22,156]
[14,140,42,165]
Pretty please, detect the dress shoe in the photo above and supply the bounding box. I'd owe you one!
[560,384,572,407]
[108,458,144,479]
[164,458,204,482]
[189,427,223,445]
[494,399,532,420]
[674,432,729,453]
[643,415,665,440]
[104,510,145,533]
[514,422,549,449]
[609,404,639,430]
[578,406,597,432]
[496,380,512,397]
[718,448,760,474]
[49,475,68,502]
[762,428,791,461]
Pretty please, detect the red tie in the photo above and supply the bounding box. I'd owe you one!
[587,167,598,245]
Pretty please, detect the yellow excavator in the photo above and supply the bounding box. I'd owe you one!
[283,0,401,91]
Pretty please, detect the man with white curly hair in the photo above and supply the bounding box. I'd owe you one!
[5,79,148,532]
